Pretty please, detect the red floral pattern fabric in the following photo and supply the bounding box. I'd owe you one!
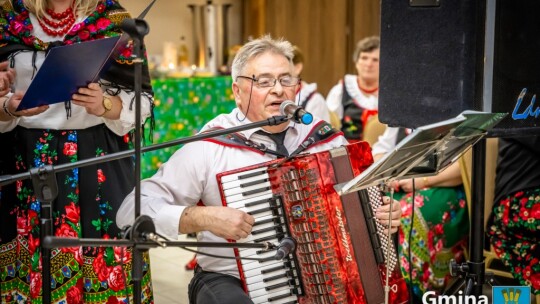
[0,126,153,303]
[488,188,540,295]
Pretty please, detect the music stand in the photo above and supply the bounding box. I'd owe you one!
[335,111,507,195]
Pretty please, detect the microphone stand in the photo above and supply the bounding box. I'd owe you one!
[0,119,291,301]
[33,168,55,303]
[120,17,148,304]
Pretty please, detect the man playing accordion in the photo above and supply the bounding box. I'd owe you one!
[117,35,402,304]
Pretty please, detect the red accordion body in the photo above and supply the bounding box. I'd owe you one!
[217,141,408,304]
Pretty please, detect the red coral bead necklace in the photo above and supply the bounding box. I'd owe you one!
[46,7,73,19]
[39,6,76,37]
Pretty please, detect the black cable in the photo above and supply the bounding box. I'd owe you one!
[408,179,416,303]
[177,246,277,262]
[235,75,255,122]
[150,231,277,262]
[296,82,302,106]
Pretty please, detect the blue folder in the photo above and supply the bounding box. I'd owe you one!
[16,35,122,111]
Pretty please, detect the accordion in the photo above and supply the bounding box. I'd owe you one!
[217,141,408,304]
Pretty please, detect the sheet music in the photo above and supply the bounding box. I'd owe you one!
[334,111,507,195]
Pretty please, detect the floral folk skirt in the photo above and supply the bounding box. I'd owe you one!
[487,188,540,294]
[0,125,153,303]
[394,186,469,298]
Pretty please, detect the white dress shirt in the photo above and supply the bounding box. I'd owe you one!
[117,108,348,277]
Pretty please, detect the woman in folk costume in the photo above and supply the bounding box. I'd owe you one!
[326,36,380,141]
[0,0,154,302]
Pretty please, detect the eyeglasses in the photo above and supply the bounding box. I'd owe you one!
[236,75,300,88]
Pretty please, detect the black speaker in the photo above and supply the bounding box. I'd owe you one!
[379,0,540,136]
[379,0,486,129]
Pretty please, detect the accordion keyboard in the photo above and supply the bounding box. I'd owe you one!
[221,167,302,304]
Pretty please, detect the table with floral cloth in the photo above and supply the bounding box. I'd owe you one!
[142,76,236,178]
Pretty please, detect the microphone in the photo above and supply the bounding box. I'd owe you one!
[279,101,313,125]
[274,237,297,260]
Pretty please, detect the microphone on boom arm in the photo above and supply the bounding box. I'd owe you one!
[279,101,313,125]
[274,237,297,260]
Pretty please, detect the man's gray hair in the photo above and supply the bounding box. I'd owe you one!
[231,35,294,81]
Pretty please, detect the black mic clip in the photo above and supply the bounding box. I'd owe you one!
[122,215,166,248]
[120,18,150,43]
[266,115,290,126]
[30,165,58,203]
[263,241,277,251]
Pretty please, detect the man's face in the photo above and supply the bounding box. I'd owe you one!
[355,48,380,83]
[232,52,297,123]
